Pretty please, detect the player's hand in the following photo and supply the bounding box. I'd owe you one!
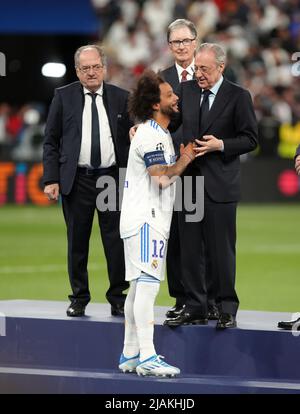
[295,155,300,175]
[194,135,223,156]
[129,124,140,141]
[180,142,196,163]
[44,183,60,202]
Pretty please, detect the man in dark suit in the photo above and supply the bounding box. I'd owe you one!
[278,146,300,330]
[165,43,258,329]
[160,19,198,321]
[43,45,131,317]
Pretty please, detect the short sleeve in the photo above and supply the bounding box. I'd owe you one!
[135,125,167,167]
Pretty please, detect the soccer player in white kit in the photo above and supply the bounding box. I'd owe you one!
[118,71,196,377]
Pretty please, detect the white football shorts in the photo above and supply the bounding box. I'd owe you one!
[123,223,168,282]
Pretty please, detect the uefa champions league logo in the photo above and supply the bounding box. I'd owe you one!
[156,143,165,151]
[0,52,6,77]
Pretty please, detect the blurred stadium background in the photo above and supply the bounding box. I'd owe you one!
[0,0,300,312]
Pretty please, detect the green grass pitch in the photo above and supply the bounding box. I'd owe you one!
[0,204,299,313]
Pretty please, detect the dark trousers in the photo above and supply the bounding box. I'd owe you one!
[203,192,239,315]
[177,203,207,315]
[166,211,185,307]
[61,168,129,307]
[171,171,239,316]
[167,211,218,311]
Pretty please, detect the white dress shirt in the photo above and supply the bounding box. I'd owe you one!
[175,60,195,82]
[78,84,116,168]
[200,75,224,109]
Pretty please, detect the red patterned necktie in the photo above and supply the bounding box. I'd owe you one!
[181,69,188,82]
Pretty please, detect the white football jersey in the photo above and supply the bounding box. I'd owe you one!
[120,119,176,239]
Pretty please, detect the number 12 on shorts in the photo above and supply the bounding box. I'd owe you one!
[152,239,165,259]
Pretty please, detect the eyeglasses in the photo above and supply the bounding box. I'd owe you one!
[78,64,103,74]
[194,65,218,75]
[169,38,196,48]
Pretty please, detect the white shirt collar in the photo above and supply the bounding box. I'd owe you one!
[206,75,224,96]
[175,59,195,78]
[83,84,103,96]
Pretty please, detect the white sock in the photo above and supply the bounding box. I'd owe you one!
[133,273,160,362]
[122,280,139,358]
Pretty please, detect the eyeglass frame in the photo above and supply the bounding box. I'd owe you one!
[77,64,104,74]
[168,38,196,48]
[194,64,222,75]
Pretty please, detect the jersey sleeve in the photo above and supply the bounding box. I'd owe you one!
[136,125,167,168]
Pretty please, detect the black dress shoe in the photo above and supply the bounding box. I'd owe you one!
[165,304,185,319]
[278,317,300,330]
[216,313,236,329]
[111,303,125,317]
[66,301,86,317]
[164,311,208,327]
[208,305,219,320]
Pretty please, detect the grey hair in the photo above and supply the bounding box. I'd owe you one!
[167,19,197,42]
[196,43,227,66]
[74,44,107,68]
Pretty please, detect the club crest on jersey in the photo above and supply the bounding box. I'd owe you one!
[151,259,158,269]
[156,143,164,151]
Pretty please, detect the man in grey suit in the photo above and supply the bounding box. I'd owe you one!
[43,45,131,317]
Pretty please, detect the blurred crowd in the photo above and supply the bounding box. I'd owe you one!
[1,0,300,161]
[0,102,46,161]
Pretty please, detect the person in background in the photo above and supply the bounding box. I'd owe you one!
[43,45,131,318]
[161,18,220,323]
[161,19,199,321]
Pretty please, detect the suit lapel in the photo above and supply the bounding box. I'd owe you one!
[72,82,84,136]
[169,65,180,89]
[199,79,232,137]
[186,81,201,138]
[102,83,117,141]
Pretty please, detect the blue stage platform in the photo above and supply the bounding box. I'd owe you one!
[0,300,299,394]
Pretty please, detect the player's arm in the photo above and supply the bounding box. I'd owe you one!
[147,142,195,189]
